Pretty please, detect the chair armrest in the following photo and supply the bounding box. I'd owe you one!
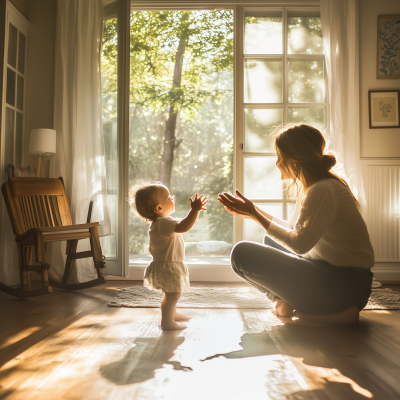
[16,223,100,241]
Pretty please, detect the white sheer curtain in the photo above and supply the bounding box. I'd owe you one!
[50,0,111,283]
[320,0,366,205]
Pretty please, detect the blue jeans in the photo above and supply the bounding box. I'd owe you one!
[230,236,373,315]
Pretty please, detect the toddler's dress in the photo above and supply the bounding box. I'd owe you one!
[143,216,190,292]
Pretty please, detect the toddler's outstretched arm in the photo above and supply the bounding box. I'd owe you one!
[175,194,208,233]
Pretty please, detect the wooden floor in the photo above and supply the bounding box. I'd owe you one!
[1,281,400,400]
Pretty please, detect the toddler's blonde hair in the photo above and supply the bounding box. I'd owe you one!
[128,182,165,222]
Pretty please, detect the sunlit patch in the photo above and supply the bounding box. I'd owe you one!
[1,326,42,349]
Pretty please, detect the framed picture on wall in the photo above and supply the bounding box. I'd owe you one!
[377,15,400,79]
[368,90,400,129]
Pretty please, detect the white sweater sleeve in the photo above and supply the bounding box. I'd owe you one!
[272,215,291,229]
[266,183,338,255]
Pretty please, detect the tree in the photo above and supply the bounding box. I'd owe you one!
[130,10,233,187]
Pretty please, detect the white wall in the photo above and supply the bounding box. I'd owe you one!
[360,0,400,283]
[360,0,400,158]
[24,0,56,167]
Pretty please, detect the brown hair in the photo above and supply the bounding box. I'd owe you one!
[273,123,359,208]
[128,183,165,222]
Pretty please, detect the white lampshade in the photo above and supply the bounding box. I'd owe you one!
[29,129,56,155]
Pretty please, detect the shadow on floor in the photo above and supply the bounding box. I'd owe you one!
[100,332,192,385]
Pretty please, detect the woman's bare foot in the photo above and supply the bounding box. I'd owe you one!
[174,312,191,322]
[161,321,187,330]
[294,306,359,325]
[272,300,295,317]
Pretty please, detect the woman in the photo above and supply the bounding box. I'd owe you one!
[218,124,374,325]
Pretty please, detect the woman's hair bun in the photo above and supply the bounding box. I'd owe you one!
[322,153,336,171]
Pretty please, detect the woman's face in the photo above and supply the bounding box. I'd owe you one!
[276,153,291,180]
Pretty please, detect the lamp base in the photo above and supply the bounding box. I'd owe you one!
[36,155,42,177]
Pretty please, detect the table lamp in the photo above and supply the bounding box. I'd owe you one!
[29,129,56,177]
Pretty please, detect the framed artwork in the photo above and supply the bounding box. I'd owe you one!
[377,15,400,79]
[368,90,400,129]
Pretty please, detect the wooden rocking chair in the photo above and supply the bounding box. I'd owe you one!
[0,177,106,298]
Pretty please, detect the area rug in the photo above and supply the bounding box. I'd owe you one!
[108,287,400,310]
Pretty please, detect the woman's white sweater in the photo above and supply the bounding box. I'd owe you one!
[267,179,375,269]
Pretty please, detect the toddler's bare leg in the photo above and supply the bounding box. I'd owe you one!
[161,292,187,330]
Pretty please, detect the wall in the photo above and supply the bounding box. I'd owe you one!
[360,0,400,283]
[24,0,56,167]
[360,0,400,158]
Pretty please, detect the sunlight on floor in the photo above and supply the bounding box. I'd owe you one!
[0,308,376,399]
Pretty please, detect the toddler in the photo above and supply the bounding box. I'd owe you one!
[128,183,207,330]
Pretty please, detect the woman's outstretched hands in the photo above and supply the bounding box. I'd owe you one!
[217,190,256,218]
[190,193,208,212]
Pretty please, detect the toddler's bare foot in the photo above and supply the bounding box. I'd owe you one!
[294,306,359,325]
[174,312,191,322]
[161,320,187,330]
[272,300,295,317]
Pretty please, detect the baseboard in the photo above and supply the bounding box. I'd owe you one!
[372,262,400,284]
[105,265,243,282]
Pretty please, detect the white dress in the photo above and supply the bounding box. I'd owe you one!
[143,216,190,292]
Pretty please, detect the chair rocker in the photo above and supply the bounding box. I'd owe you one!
[0,177,106,298]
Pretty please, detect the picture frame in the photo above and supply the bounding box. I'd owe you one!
[377,15,400,79]
[368,90,400,129]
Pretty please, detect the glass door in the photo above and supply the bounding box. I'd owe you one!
[100,0,130,276]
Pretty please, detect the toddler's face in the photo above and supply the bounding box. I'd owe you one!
[156,186,175,217]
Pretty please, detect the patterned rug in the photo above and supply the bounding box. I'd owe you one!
[108,286,400,310]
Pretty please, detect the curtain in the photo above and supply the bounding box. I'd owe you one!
[320,0,366,205]
[51,0,111,283]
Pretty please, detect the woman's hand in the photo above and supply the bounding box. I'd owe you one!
[217,190,256,218]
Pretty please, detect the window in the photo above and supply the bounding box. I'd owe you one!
[237,8,325,243]
[4,21,27,171]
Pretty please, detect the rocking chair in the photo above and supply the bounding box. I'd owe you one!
[0,177,106,298]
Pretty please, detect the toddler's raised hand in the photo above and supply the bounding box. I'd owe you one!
[189,193,208,212]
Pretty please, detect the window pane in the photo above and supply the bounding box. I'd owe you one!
[17,75,24,110]
[15,112,23,166]
[8,23,17,68]
[6,68,16,106]
[244,203,283,243]
[288,17,323,54]
[244,108,282,152]
[18,32,26,74]
[128,10,234,258]
[100,16,119,258]
[288,107,325,129]
[288,59,324,103]
[244,60,282,103]
[245,15,282,54]
[244,156,282,199]
[5,108,14,168]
